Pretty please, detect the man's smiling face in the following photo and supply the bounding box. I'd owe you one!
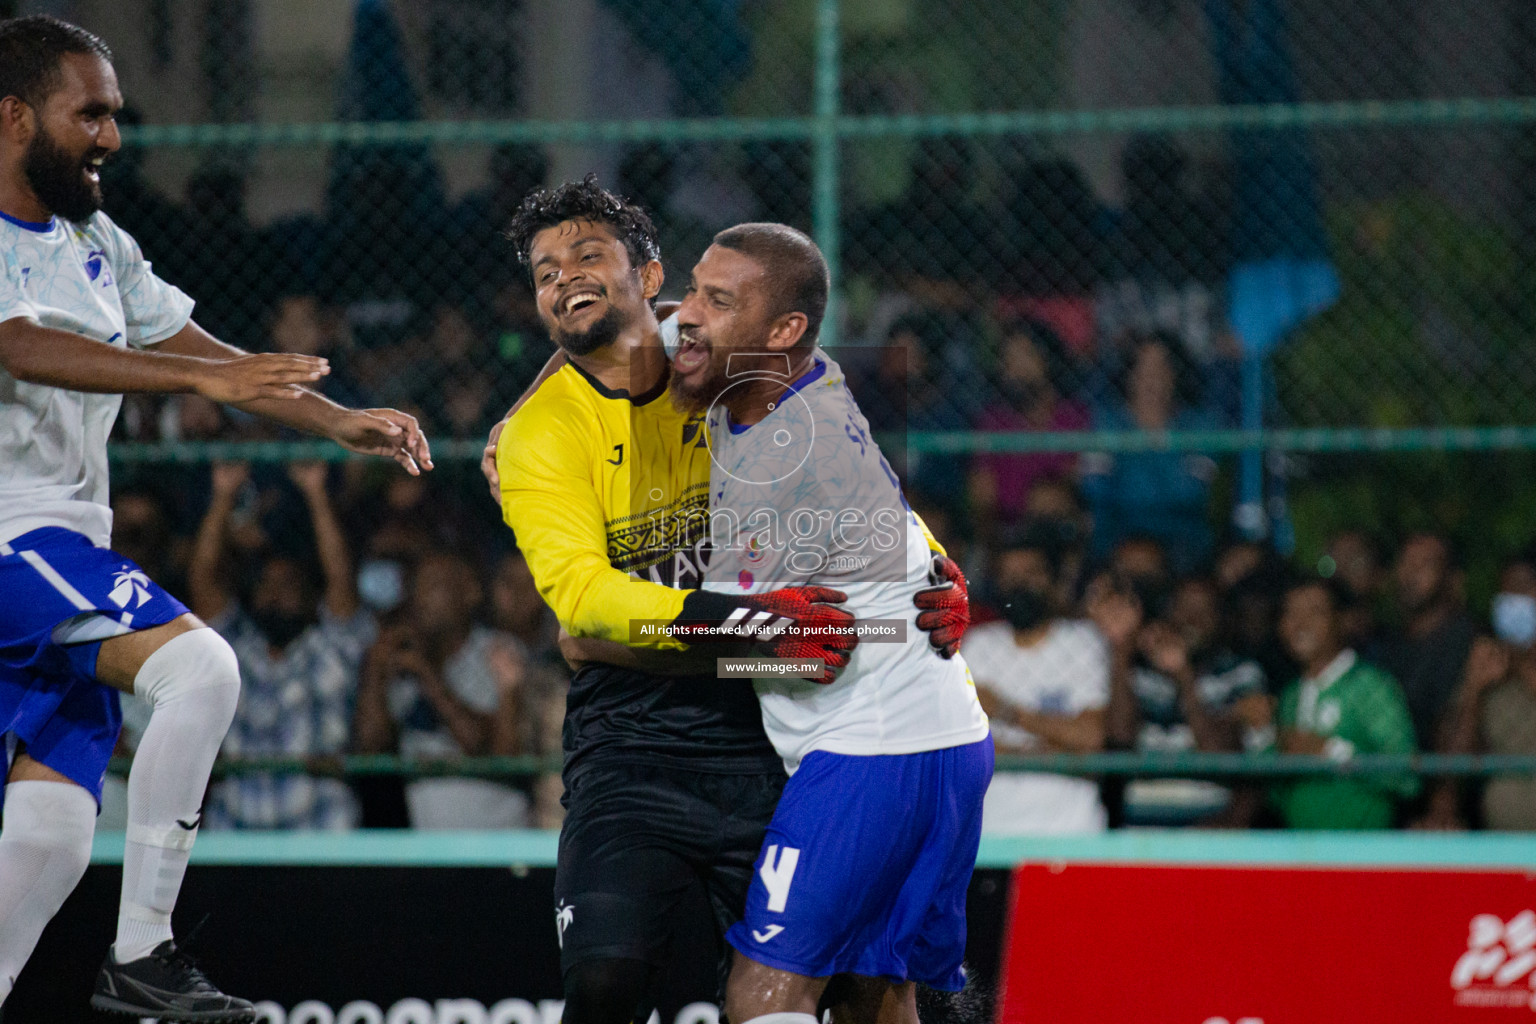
[23,51,122,223]
[528,219,652,357]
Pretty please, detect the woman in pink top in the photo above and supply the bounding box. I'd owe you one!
[970,319,1089,534]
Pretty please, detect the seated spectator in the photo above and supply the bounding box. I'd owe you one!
[353,551,531,829]
[1213,539,1268,593]
[1269,578,1418,829]
[1218,549,1295,693]
[1019,476,1089,612]
[848,312,976,506]
[488,548,570,826]
[1109,534,1172,595]
[1324,529,1388,651]
[189,462,376,830]
[1081,332,1217,573]
[1374,532,1477,750]
[1418,551,1536,831]
[109,484,181,592]
[268,291,371,410]
[1103,576,1272,827]
[968,319,1089,537]
[963,529,1109,834]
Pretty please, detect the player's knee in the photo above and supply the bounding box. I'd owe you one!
[0,779,97,882]
[561,957,650,1024]
[133,627,240,725]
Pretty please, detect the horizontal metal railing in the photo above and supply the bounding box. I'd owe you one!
[105,751,1536,780]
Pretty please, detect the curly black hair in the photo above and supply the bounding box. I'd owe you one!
[505,174,661,280]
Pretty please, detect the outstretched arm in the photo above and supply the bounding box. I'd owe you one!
[0,316,325,400]
[158,320,432,475]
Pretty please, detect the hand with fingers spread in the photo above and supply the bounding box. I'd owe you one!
[190,352,330,405]
[332,407,434,476]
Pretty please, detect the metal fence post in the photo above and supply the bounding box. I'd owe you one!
[812,0,840,347]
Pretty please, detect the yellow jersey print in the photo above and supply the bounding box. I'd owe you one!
[496,360,710,647]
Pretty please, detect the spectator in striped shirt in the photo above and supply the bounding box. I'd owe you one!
[188,461,375,830]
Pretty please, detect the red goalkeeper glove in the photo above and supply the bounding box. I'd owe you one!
[671,587,858,684]
[914,555,970,658]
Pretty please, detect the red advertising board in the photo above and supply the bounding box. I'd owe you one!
[998,863,1536,1024]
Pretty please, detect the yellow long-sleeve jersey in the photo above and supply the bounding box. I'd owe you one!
[496,360,711,647]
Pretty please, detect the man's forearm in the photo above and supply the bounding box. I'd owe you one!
[559,632,718,676]
[1104,650,1140,748]
[187,491,237,619]
[304,490,358,619]
[157,321,347,435]
[0,318,207,394]
[1014,707,1105,753]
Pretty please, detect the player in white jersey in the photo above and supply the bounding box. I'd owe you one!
[668,224,992,1024]
[0,17,430,1021]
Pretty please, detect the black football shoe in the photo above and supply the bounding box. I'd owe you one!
[90,940,255,1022]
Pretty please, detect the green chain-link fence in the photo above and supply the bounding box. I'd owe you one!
[85,0,1536,572]
[59,0,1536,831]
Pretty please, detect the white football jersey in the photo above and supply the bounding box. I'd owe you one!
[0,210,194,547]
[700,349,989,771]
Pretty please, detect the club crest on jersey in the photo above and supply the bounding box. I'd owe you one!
[682,417,707,448]
[84,249,113,287]
[108,569,153,608]
[555,900,574,949]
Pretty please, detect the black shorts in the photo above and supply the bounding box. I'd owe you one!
[553,761,785,975]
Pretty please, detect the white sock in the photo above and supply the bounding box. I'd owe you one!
[0,780,97,1004]
[740,1015,820,1024]
[115,629,240,963]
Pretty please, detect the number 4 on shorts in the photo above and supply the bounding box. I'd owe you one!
[760,844,800,912]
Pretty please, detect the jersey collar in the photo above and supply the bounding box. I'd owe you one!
[567,358,669,406]
[0,209,57,232]
[725,355,827,434]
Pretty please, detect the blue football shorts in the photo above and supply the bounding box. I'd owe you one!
[0,527,188,805]
[726,734,994,990]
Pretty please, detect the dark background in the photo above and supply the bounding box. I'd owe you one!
[7,865,1012,1024]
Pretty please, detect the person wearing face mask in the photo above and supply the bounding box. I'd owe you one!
[186,460,376,829]
[1105,575,1273,827]
[962,528,1109,834]
[1415,551,1536,831]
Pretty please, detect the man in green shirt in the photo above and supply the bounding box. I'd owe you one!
[1272,577,1419,828]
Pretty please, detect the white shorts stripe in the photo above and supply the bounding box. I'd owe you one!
[18,549,95,611]
[0,541,13,556]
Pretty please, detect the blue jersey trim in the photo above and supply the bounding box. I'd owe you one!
[726,357,827,435]
[0,209,57,232]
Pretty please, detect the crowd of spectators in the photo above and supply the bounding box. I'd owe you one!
[99,455,1536,836]
[94,130,1536,834]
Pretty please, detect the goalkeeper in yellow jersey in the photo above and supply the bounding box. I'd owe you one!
[485,177,970,1024]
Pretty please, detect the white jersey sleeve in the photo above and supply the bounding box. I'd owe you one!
[95,214,194,347]
[0,247,41,325]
